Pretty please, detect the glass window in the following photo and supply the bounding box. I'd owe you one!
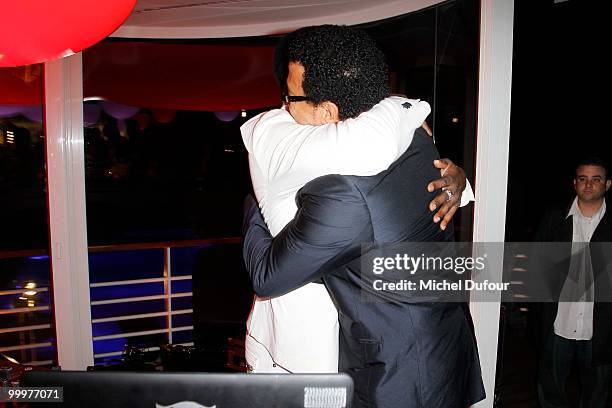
[0,64,56,367]
[501,1,605,406]
[362,0,479,240]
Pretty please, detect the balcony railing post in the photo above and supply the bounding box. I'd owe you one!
[164,247,173,344]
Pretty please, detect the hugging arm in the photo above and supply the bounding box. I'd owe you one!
[411,127,473,230]
[428,158,469,230]
[243,178,369,298]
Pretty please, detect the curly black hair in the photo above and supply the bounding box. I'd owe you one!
[274,25,390,120]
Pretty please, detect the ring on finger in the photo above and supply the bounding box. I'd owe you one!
[444,189,453,202]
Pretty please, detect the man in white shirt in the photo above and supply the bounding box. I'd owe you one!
[241,24,474,374]
[534,157,612,408]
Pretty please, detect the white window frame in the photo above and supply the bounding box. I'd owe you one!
[45,53,94,370]
[471,0,514,407]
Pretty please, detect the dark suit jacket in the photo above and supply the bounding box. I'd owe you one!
[531,199,612,366]
[243,130,485,408]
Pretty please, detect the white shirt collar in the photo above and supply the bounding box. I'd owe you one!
[566,196,607,221]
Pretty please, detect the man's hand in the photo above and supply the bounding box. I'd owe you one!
[427,158,467,230]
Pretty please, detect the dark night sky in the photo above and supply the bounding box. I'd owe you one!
[505,0,608,240]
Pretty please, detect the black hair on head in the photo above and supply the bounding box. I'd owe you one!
[575,156,610,179]
[284,24,390,119]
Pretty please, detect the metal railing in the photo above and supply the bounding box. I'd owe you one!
[0,237,242,366]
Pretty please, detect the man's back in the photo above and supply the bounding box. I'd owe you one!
[293,130,484,407]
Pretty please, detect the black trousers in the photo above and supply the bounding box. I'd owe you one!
[538,333,611,408]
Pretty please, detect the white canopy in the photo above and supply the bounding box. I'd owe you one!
[112,0,443,38]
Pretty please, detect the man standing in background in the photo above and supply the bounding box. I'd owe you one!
[533,157,612,408]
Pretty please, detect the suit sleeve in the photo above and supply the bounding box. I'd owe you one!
[242,176,370,298]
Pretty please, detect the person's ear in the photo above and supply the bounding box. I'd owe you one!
[606,179,611,192]
[320,101,340,123]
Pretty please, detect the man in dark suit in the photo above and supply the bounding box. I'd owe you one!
[242,25,485,407]
[243,127,484,407]
[532,157,612,408]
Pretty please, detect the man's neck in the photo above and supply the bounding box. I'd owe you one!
[577,198,604,218]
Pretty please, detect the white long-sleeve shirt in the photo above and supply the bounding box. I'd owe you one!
[554,197,606,340]
[241,96,474,372]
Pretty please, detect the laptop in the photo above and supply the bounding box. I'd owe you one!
[23,371,353,408]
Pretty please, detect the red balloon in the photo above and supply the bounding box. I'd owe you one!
[0,0,137,67]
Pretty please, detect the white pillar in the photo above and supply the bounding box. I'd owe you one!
[44,53,94,370]
[470,0,514,406]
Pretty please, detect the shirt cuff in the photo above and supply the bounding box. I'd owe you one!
[460,179,475,207]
